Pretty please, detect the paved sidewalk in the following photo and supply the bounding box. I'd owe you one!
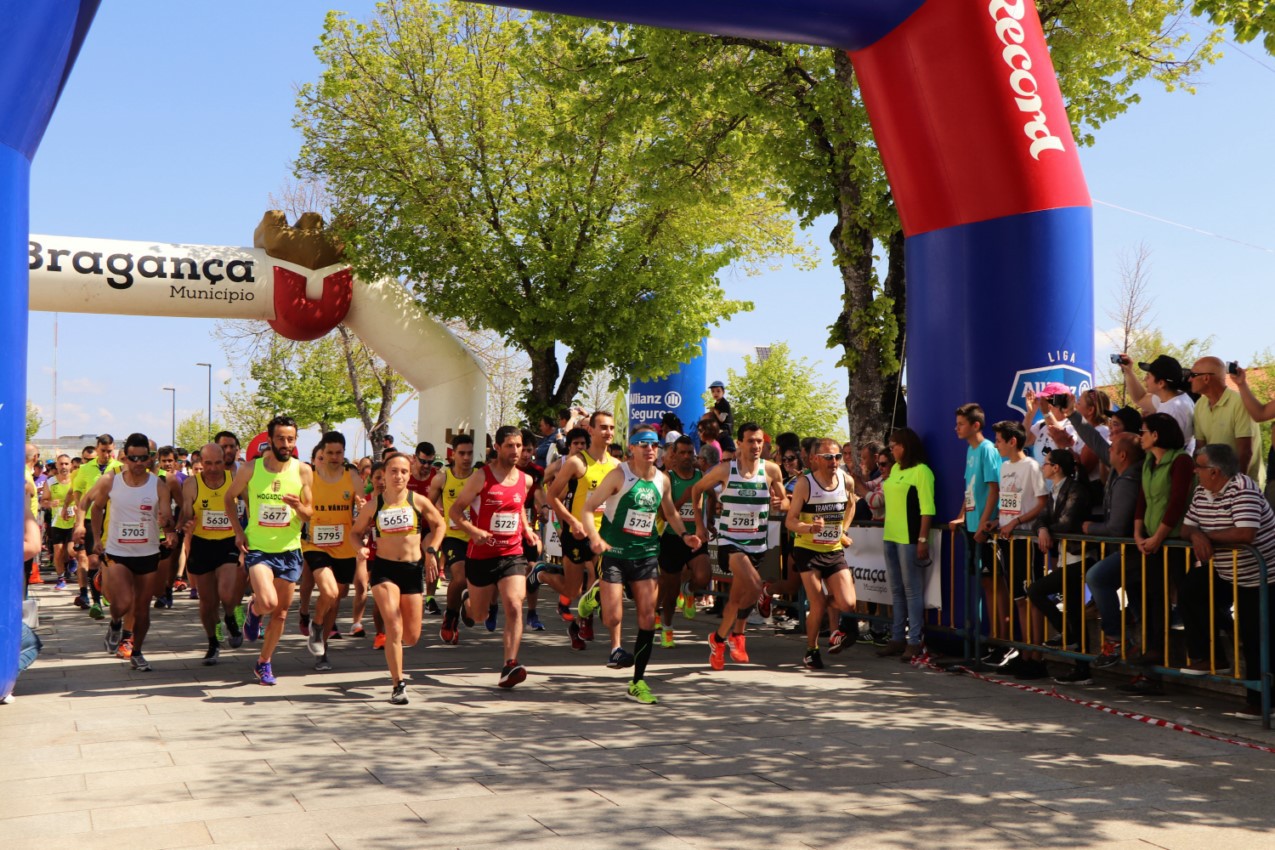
[6,582,1275,849]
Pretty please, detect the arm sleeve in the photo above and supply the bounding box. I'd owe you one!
[1088,476,1139,537]
[916,466,936,517]
[1030,492,1055,533]
[1067,411,1111,465]
[1161,454,1196,529]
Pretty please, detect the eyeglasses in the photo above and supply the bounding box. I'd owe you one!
[1195,463,1215,472]
[1185,371,1216,380]
[416,456,433,464]
[782,455,798,463]
[815,453,843,461]
[125,453,151,463]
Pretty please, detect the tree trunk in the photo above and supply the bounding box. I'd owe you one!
[880,228,907,431]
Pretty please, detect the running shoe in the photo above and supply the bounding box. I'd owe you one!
[215,622,224,643]
[757,582,772,619]
[104,622,122,653]
[373,633,386,650]
[314,655,333,672]
[154,596,164,610]
[578,615,595,642]
[173,579,188,592]
[661,628,675,649]
[254,660,276,686]
[307,623,326,657]
[870,629,891,647]
[708,631,727,671]
[189,588,199,600]
[243,604,261,642]
[828,629,849,655]
[299,612,311,637]
[1053,667,1093,685]
[679,586,696,621]
[607,647,635,669]
[348,624,367,638]
[626,679,658,705]
[73,595,88,609]
[203,642,220,666]
[577,584,601,620]
[329,625,342,640]
[224,614,243,649]
[459,590,475,627]
[527,611,545,631]
[1091,640,1125,669]
[390,680,408,704]
[234,604,246,631]
[727,633,749,664]
[424,596,442,616]
[803,648,824,670]
[485,604,499,632]
[116,637,133,660]
[55,578,66,590]
[557,596,575,622]
[568,620,586,651]
[130,652,152,672]
[440,613,460,645]
[526,561,547,593]
[88,602,104,620]
[498,660,527,689]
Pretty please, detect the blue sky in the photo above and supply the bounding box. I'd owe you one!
[25,2,1275,454]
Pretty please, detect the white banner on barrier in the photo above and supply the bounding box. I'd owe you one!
[843,526,943,610]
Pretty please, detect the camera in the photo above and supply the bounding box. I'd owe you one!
[1047,394,1070,408]
[1228,361,1240,376]
[1109,354,1129,365]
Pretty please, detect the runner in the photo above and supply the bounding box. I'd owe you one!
[351,452,444,704]
[448,426,541,688]
[407,441,443,614]
[301,431,362,671]
[84,433,176,672]
[179,443,243,663]
[784,438,859,670]
[657,435,712,647]
[516,430,547,631]
[223,416,314,686]
[41,455,76,591]
[691,422,788,670]
[545,411,618,651]
[583,427,701,704]
[214,430,248,633]
[68,435,122,618]
[153,445,185,609]
[431,434,476,645]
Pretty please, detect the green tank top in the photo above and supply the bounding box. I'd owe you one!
[719,460,771,554]
[244,458,303,552]
[600,464,666,560]
[662,468,702,538]
[49,478,75,529]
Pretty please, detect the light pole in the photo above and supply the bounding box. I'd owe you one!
[195,362,212,442]
[162,387,175,445]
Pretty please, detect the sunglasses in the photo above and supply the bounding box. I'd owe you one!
[125,453,151,463]
[782,455,799,462]
[815,453,843,461]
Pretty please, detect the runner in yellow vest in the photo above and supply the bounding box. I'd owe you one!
[545,411,618,651]
[429,433,476,645]
[69,435,122,618]
[223,416,314,686]
[42,454,76,590]
[180,443,243,664]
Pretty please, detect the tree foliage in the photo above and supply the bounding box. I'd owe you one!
[174,411,225,453]
[1192,0,1275,52]
[293,1,805,421]
[724,343,844,442]
[26,401,42,440]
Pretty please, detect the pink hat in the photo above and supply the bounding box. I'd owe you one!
[1037,382,1070,397]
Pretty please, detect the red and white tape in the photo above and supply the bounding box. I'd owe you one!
[905,652,1275,755]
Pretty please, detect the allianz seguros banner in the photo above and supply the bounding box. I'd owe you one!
[843,526,943,609]
[1006,361,1093,417]
[629,339,708,437]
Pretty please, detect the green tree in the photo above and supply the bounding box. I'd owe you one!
[723,343,844,441]
[26,401,42,440]
[1193,0,1275,51]
[174,411,225,453]
[293,1,803,422]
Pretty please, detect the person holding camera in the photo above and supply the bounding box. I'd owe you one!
[1118,354,1195,454]
[1232,365,1275,509]
[1022,382,1079,462]
[1187,357,1263,483]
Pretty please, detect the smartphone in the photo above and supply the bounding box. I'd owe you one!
[1109,354,1128,365]
[1228,361,1240,376]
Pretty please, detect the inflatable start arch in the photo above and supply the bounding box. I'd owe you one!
[1,0,1094,697]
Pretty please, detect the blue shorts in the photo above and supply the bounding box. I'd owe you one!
[244,549,304,583]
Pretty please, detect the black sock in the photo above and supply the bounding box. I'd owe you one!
[110,619,122,630]
[633,629,655,683]
[89,570,101,603]
[122,630,133,640]
[838,613,859,633]
[224,613,241,635]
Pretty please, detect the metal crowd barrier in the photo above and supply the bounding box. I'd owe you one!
[956,528,1271,729]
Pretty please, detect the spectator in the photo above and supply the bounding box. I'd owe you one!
[878,427,935,659]
[1182,443,1275,717]
[533,414,561,469]
[1025,449,1092,678]
[660,412,684,447]
[1120,354,1195,453]
[1022,383,1079,462]
[708,380,734,437]
[379,433,395,460]
[1053,390,1114,511]
[990,420,1048,678]
[1233,365,1275,509]
[1084,432,1147,668]
[948,403,1003,661]
[1188,357,1263,483]
[696,416,722,457]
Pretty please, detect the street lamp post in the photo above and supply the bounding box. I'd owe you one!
[162,387,175,445]
[195,362,212,442]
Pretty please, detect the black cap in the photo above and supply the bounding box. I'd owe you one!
[1137,355,1187,388]
[1111,406,1143,435]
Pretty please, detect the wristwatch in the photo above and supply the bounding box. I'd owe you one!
[425,546,438,557]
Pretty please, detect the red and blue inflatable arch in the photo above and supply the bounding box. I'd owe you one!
[0,0,1092,696]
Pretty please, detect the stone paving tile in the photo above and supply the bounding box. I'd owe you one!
[7,819,214,850]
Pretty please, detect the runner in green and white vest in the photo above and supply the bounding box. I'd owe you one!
[690,422,788,671]
[583,427,701,705]
[657,435,711,647]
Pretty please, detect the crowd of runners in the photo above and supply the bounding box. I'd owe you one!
[23,406,876,707]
